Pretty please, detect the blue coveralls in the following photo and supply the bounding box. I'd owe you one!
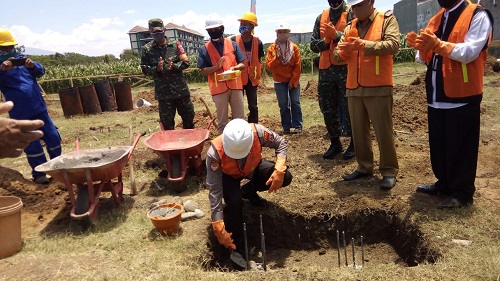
[0,55,61,179]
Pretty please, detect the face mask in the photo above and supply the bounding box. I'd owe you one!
[437,0,456,8]
[239,26,250,34]
[277,33,290,43]
[208,29,224,41]
[0,49,16,62]
[152,31,165,42]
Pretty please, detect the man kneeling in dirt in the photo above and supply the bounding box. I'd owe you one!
[206,118,292,259]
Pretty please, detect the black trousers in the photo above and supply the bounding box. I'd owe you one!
[428,103,480,202]
[222,158,292,251]
[243,82,258,123]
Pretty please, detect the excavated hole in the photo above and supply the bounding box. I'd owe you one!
[203,208,440,271]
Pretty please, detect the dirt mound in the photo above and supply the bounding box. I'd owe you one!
[486,55,500,75]
[258,84,274,95]
[302,79,318,99]
[136,89,156,104]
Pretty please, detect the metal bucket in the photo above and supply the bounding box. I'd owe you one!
[58,87,84,118]
[112,81,133,111]
[0,196,23,259]
[94,80,117,112]
[78,85,102,115]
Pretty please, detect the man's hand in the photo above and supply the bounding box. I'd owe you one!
[156,56,165,73]
[0,102,44,159]
[320,22,337,40]
[0,60,14,71]
[267,157,286,193]
[212,220,236,250]
[25,57,35,69]
[217,56,226,70]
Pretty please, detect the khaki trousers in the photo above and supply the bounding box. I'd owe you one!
[348,95,399,177]
[212,89,245,134]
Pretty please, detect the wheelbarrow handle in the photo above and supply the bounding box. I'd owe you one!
[207,117,217,130]
[127,131,147,162]
[75,137,80,151]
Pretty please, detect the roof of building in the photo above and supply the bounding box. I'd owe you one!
[127,22,203,37]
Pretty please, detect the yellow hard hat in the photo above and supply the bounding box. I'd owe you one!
[238,12,258,26]
[0,27,17,47]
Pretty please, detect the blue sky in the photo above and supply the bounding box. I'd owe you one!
[1,0,399,57]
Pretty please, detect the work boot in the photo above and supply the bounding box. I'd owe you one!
[343,138,355,160]
[241,183,267,207]
[34,175,50,185]
[322,137,343,159]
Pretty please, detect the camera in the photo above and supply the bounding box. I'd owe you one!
[10,57,27,67]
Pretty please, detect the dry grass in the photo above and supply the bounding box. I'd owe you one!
[0,67,499,281]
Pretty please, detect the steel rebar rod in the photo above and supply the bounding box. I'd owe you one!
[260,215,267,271]
[361,235,364,267]
[336,230,341,267]
[352,238,356,268]
[342,231,347,266]
[243,223,249,270]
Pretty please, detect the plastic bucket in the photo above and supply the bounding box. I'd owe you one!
[78,85,102,115]
[112,81,134,111]
[94,80,118,112]
[147,203,183,235]
[58,87,84,118]
[0,196,23,259]
[136,98,152,108]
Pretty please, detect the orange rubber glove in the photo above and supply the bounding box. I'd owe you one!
[416,29,455,57]
[266,156,286,193]
[406,31,418,49]
[212,220,236,250]
[320,22,337,40]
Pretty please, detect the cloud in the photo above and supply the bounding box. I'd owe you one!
[10,18,130,57]
[124,9,136,14]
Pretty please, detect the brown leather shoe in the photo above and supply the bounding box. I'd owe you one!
[380,176,396,190]
[342,170,371,181]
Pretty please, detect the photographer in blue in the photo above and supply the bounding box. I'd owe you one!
[0,27,61,184]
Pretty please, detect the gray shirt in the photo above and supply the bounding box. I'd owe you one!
[206,124,288,221]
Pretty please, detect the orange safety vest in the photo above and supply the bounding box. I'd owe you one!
[212,124,262,179]
[425,3,488,98]
[319,9,348,68]
[235,35,262,86]
[346,12,393,89]
[206,38,243,95]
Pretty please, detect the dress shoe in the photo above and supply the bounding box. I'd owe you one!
[416,184,439,195]
[380,176,396,190]
[437,197,473,209]
[342,170,371,181]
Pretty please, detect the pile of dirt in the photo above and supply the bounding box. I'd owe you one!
[136,89,156,104]
[302,79,318,99]
[485,55,500,75]
[257,84,274,95]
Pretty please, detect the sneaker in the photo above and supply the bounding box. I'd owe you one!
[34,175,50,185]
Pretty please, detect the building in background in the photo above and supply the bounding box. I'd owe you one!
[289,32,312,44]
[127,23,204,55]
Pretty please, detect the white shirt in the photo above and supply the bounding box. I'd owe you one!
[415,0,493,109]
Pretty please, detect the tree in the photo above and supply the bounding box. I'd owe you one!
[120,49,139,61]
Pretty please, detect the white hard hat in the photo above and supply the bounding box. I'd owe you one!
[346,0,364,6]
[205,19,224,30]
[275,22,291,31]
[222,119,254,159]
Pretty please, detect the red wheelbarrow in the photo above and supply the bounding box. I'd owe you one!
[143,120,214,184]
[35,132,145,225]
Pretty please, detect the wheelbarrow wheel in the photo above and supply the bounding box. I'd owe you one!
[170,155,182,179]
[74,185,92,230]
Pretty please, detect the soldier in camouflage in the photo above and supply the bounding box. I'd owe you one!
[310,0,355,160]
[141,18,194,130]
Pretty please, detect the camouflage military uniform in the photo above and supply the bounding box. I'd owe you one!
[310,3,353,139]
[141,39,194,130]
